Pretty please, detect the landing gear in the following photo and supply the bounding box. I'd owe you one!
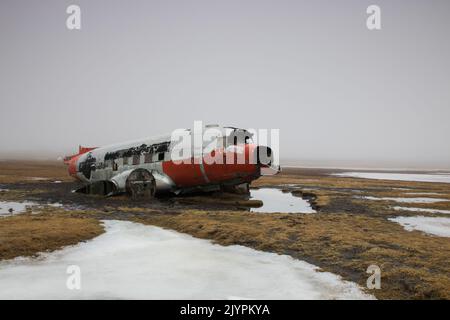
[75,180,116,196]
[125,168,156,199]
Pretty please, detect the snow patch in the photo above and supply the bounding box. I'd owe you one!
[0,220,372,300]
[333,172,450,184]
[27,177,49,181]
[0,201,64,216]
[362,196,448,204]
[389,216,450,237]
[404,192,443,196]
[0,201,38,216]
[392,206,450,215]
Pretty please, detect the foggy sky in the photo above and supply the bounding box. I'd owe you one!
[1,0,449,169]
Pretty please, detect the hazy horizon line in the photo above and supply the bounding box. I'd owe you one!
[1,152,449,171]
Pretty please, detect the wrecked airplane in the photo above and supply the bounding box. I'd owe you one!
[64,125,280,198]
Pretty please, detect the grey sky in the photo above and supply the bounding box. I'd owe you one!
[1,0,449,168]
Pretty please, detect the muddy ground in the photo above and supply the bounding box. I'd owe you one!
[0,161,450,299]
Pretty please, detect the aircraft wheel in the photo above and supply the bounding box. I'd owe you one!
[125,169,156,199]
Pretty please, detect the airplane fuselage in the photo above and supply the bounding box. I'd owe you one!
[66,127,274,197]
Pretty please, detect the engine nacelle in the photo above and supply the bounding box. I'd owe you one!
[76,168,156,199]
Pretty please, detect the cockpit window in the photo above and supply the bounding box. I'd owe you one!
[224,128,254,147]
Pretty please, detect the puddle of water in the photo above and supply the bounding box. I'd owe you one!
[0,201,63,216]
[333,172,450,184]
[362,196,448,204]
[389,216,450,237]
[250,188,315,213]
[0,201,38,216]
[392,206,450,215]
[0,220,372,300]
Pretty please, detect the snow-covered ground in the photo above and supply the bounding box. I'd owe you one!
[0,201,38,216]
[0,201,63,216]
[333,172,450,184]
[250,188,315,213]
[362,196,448,204]
[392,206,450,215]
[0,220,372,300]
[389,216,450,237]
[404,192,443,196]
[27,177,49,181]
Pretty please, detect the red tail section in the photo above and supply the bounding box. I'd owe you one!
[63,145,97,165]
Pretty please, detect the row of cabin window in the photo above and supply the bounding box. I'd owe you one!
[106,152,166,170]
